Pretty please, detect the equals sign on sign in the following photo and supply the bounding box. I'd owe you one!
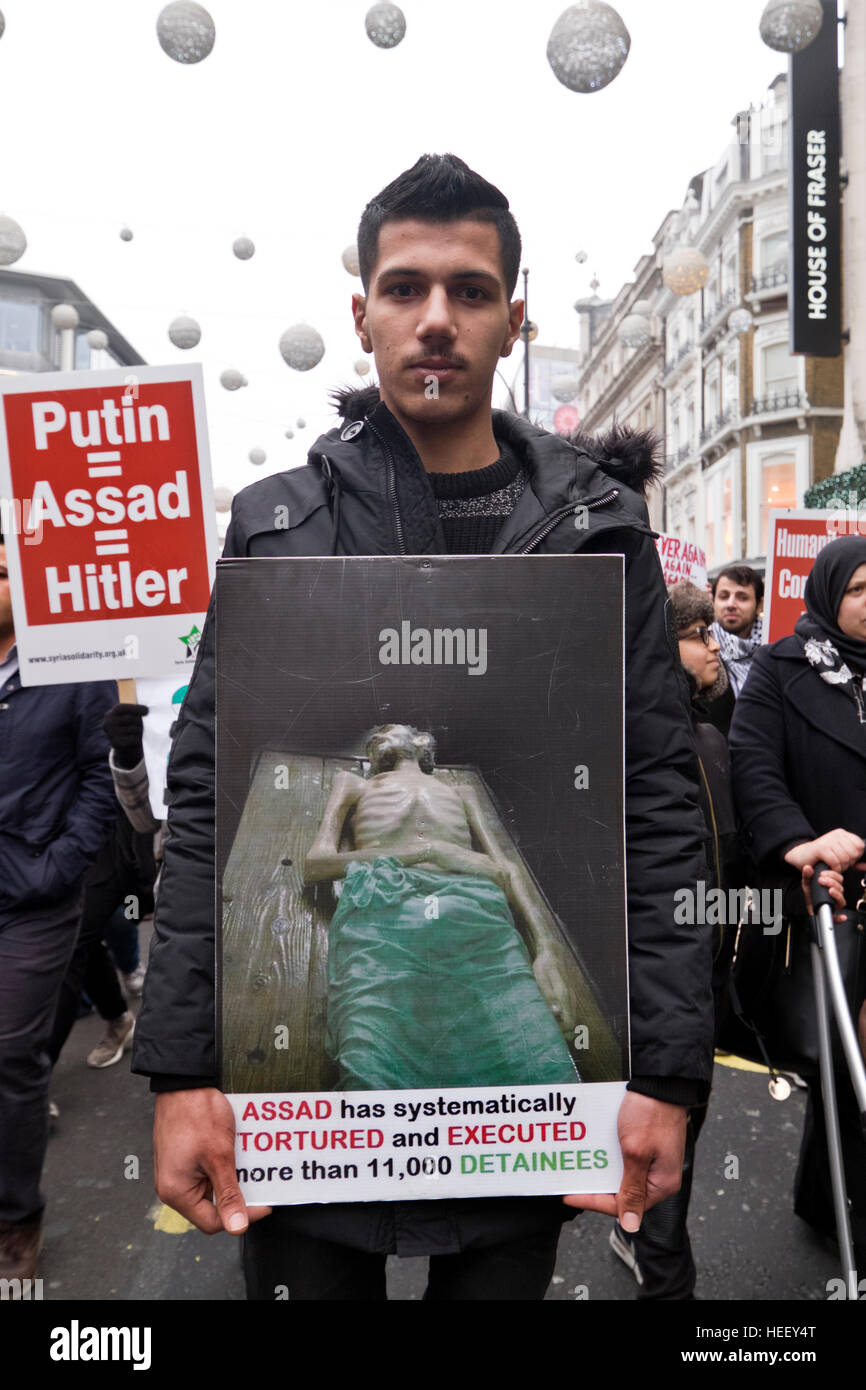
[94,529,129,556]
[87,450,122,478]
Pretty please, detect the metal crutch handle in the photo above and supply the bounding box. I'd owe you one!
[810,862,866,1116]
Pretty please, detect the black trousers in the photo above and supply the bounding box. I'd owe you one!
[48,821,153,1065]
[242,1220,561,1301]
[624,1106,706,1301]
[0,897,81,1225]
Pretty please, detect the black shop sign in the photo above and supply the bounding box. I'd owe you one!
[789,0,841,357]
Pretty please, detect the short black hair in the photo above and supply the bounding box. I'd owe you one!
[712,564,764,604]
[357,154,522,297]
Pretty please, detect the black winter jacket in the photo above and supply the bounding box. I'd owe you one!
[729,635,866,913]
[131,395,713,1253]
[0,660,117,926]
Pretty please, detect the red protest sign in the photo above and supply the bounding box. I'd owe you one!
[763,510,853,643]
[0,365,217,684]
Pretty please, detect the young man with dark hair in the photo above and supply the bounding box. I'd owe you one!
[133,154,713,1301]
[707,565,765,735]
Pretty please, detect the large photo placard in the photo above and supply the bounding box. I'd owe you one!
[216,554,629,1205]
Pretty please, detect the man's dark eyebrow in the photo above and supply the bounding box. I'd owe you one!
[376,267,502,286]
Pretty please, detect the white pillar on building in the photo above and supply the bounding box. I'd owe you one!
[836,0,866,470]
[51,303,79,372]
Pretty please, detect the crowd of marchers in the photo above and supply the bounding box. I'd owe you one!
[1,152,865,1303]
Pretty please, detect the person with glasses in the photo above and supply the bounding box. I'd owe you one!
[610,580,748,1298]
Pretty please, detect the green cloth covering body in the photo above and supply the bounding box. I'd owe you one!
[326,855,579,1090]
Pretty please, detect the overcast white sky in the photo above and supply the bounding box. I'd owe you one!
[0,0,788,497]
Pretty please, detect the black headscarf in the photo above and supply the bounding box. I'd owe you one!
[794,535,866,672]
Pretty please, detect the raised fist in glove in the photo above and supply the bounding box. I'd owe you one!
[103,702,149,769]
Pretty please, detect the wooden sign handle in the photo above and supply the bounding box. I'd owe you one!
[116,677,138,704]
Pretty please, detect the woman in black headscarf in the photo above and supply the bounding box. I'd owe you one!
[729,534,866,1262]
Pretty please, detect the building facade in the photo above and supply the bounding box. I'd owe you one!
[574,255,665,531]
[836,0,866,475]
[525,343,583,432]
[573,73,844,573]
[0,268,143,378]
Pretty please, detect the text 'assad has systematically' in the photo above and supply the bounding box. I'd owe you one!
[228,1083,626,1205]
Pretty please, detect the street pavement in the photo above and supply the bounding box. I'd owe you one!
[39,922,842,1304]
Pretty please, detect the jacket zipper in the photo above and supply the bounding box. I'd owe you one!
[366,418,406,556]
[517,489,620,554]
[346,423,619,559]
[696,752,726,963]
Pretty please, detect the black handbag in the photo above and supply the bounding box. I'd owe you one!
[716,895,866,1077]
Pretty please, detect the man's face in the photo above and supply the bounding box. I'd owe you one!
[0,546,13,639]
[367,723,432,773]
[713,578,759,636]
[367,723,415,773]
[352,218,524,430]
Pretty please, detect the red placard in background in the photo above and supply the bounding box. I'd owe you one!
[3,378,211,627]
[764,509,864,643]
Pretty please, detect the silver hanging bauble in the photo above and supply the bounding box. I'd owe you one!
[355,358,371,376]
[249,447,266,466]
[168,315,201,349]
[575,249,588,264]
[342,244,361,276]
[618,312,652,349]
[232,236,255,260]
[729,307,754,335]
[220,367,247,391]
[547,2,631,94]
[759,0,823,53]
[365,3,406,49]
[0,213,26,266]
[157,2,216,64]
[51,303,79,331]
[119,225,133,242]
[86,329,109,350]
[551,375,580,404]
[296,417,306,429]
[279,323,325,371]
[213,486,233,513]
[662,245,710,297]
[285,429,295,440]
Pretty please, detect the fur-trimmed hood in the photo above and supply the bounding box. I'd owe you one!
[329,383,663,500]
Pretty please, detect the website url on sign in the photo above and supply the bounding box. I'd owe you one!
[29,649,126,663]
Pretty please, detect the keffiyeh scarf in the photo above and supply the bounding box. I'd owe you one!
[710,616,763,696]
